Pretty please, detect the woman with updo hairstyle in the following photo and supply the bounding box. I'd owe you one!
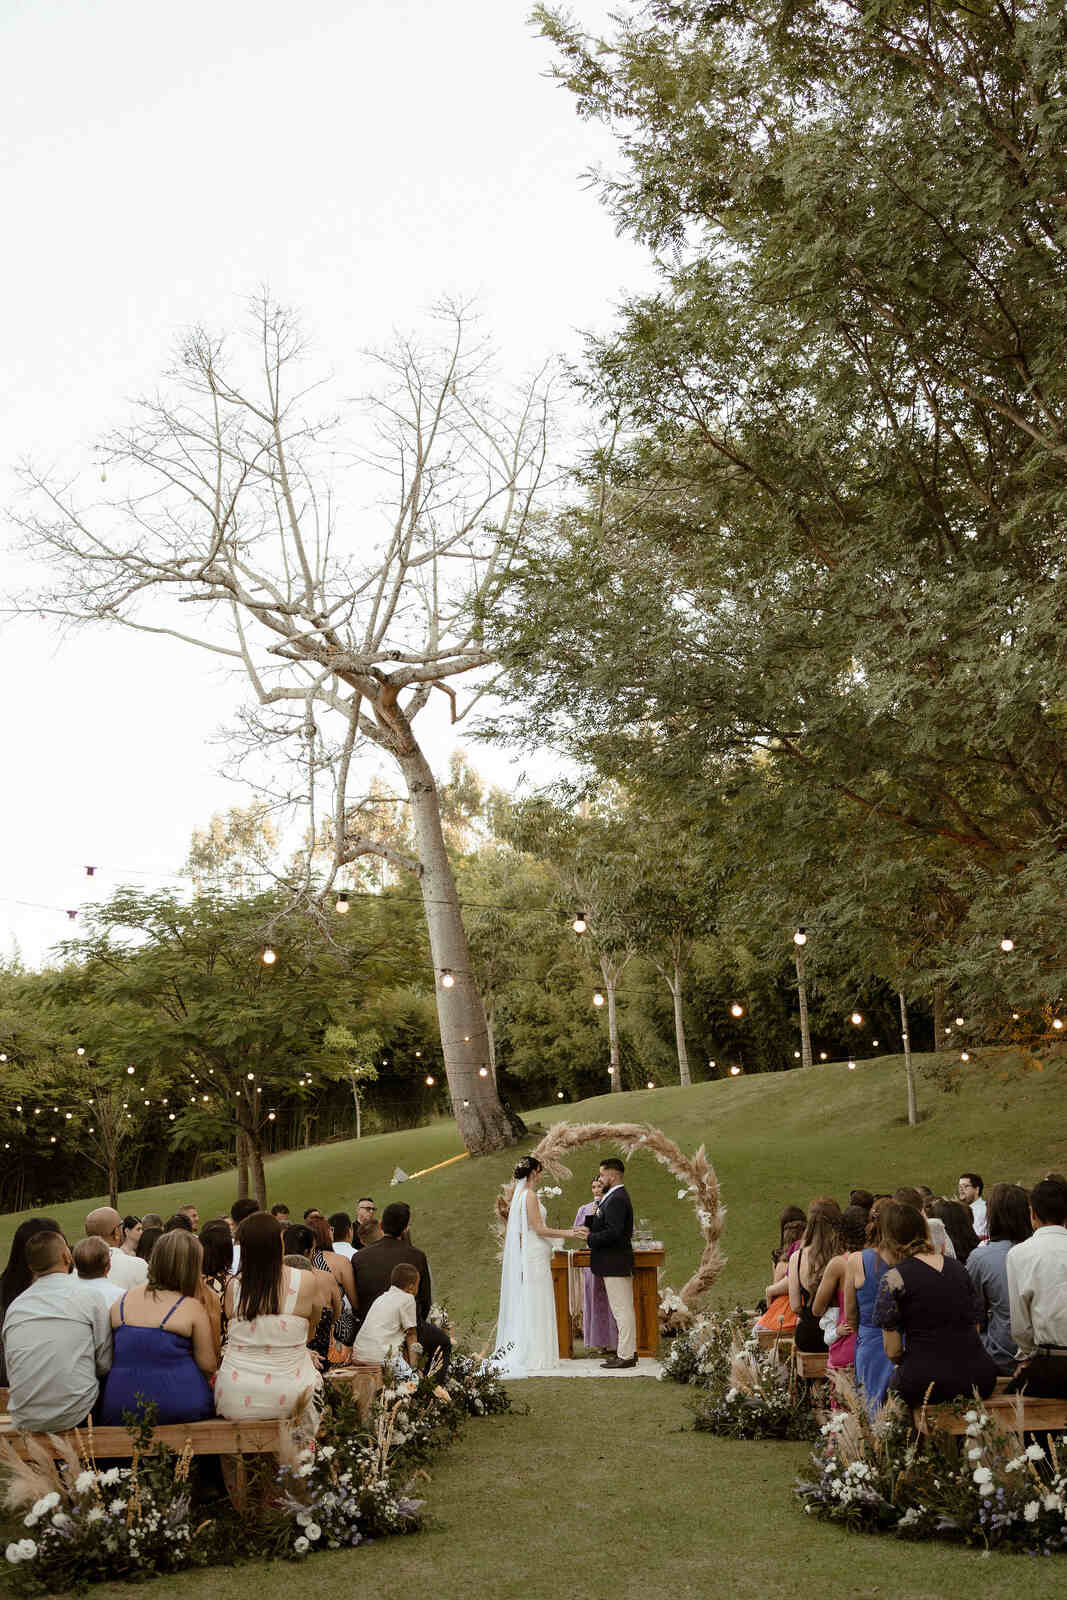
[872,1202,997,1406]
[495,1155,585,1375]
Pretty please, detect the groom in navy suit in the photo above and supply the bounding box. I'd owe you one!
[581,1157,636,1368]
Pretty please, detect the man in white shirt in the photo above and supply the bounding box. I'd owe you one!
[73,1237,124,1309]
[329,1212,356,1261]
[2,1231,113,1432]
[84,1207,148,1290]
[1007,1177,1067,1397]
[958,1173,987,1239]
[353,1264,419,1367]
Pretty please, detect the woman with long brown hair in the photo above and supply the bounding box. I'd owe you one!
[788,1197,842,1352]
[844,1196,896,1410]
[873,1202,997,1406]
[215,1211,329,1426]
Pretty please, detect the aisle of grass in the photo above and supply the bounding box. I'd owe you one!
[30,1380,1040,1600]
[7,1049,1065,1339]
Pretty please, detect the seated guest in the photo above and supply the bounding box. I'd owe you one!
[73,1237,123,1308]
[198,1222,234,1361]
[927,1198,979,1262]
[848,1190,874,1215]
[2,1232,113,1433]
[358,1219,384,1248]
[958,1172,987,1238]
[754,1217,804,1337]
[788,1198,842,1352]
[923,1215,956,1258]
[283,1224,341,1360]
[120,1217,143,1256]
[873,1201,997,1406]
[813,1205,869,1380]
[1007,1176,1067,1397]
[307,1217,357,1362]
[303,1207,324,1223]
[136,1226,163,1263]
[772,1205,807,1266]
[85,1207,149,1290]
[99,1231,215,1424]
[329,1212,356,1261]
[968,1182,1032,1374]
[353,1198,377,1248]
[164,1213,194,1233]
[216,1213,329,1427]
[0,1217,63,1385]
[353,1264,421,1369]
[270,1203,291,1225]
[353,1203,451,1377]
[228,1198,260,1273]
[140,1213,164,1231]
[177,1205,199,1232]
[892,1186,925,1211]
[844,1198,896,1411]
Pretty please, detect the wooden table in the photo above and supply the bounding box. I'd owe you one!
[551,1247,664,1359]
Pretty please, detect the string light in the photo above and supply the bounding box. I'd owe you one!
[1000,936,1014,952]
[268,1111,277,1121]
[729,1065,741,1077]
[127,1066,135,1075]
[819,1051,828,1061]
[76,1047,85,1056]
[593,988,605,1007]
[729,1002,744,1018]
[872,1038,879,1047]
[572,913,588,934]
[246,1072,255,1080]
[646,1080,655,1089]
[478,1066,489,1079]
[708,1059,716,1070]
[335,892,350,915]
[262,947,277,965]
[0,1054,6,1062]
[793,927,807,946]
[439,969,455,988]
[850,1012,863,1026]
[955,1015,965,1027]
[793,1050,801,1059]
[557,1091,564,1099]
[1053,1019,1064,1032]
[1012,1012,1020,1021]
[425,1075,435,1086]
[847,1060,856,1070]
[168,1113,175,1121]
[85,865,96,877]
[961,1051,970,1061]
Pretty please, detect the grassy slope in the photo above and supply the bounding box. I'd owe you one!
[7,1049,1066,1337]
[2,1051,1061,1599]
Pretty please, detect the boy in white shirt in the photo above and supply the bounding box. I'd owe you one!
[353,1263,420,1367]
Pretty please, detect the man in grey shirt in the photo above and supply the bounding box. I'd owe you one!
[2,1231,113,1432]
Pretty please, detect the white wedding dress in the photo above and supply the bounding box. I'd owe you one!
[493,1179,561,1377]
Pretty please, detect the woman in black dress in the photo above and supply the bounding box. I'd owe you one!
[873,1202,997,1406]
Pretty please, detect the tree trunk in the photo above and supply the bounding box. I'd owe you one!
[485,998,498,1085]
[400,747,523,1152]
[795,949,813,1070]
[599,954,623,1092]
[898,991,918,1127]
[933,980,946,1049]
[107,1156,118,1213]
[236,1127,251,1199]
[668,960,692,1087]
[249,1136,267,1210]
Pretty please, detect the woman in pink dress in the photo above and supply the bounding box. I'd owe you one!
[573,1178,618,1354]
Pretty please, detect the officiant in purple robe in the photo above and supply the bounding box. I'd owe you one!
[573,1178,618,1352]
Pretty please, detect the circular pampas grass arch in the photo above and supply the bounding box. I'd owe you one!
[494,1121,726,1308]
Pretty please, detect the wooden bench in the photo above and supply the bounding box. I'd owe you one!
[792,1349,828,1380]
[757,1327,794,1353]
[912,1395,1067,1437]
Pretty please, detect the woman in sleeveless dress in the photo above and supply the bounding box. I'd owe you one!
[215,1211,330,1430]
[495,1156,585,1377]
[99,1231,215,1425]
[812,1205,868,1385]
[788,1198,842,1352]
[307,1216,357,1363]
[845,1198,897,1411]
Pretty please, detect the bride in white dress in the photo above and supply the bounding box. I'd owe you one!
[494,1155,586,1377]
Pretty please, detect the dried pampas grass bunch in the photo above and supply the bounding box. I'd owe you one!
[493,1120,726,1309]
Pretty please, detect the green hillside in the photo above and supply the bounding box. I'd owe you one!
[6,1049,1064,1331]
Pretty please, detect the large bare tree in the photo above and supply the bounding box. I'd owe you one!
[13,296,554,1154]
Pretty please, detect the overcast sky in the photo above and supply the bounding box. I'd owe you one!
[0,0,650,968]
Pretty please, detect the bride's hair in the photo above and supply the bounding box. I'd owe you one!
[513,1155,543,1181]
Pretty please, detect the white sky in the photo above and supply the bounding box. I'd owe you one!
[0,0,650,968]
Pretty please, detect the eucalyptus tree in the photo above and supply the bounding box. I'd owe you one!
[493,2,1067,1024]
[15,298,553,1153]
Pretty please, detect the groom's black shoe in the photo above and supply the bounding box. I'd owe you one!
[600,1355,638,1369]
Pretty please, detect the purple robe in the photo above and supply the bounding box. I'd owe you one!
[574,1201,618,1350]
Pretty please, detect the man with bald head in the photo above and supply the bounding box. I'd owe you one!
[85,1206,148,1290]
[1,1231,113,1433]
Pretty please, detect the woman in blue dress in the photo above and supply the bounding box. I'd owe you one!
[844,1198,896,1411]
[100,1231,216,1424]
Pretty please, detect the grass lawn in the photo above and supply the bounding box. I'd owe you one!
[2,1049,1063,1596]
[22,1380,1044,1600]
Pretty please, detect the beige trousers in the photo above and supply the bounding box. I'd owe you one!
[603,1275,637,1360]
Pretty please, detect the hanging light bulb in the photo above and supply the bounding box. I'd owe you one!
[729,1065,741,1077]
[268,1111,277,1121]
[819,1051,828,1061]
[847,1060,856,1071]
[646,1080,655,1089]
[15,1104,21,1113]
[793,927,807,946]
[425,1074,435,1086]
[463,1035,471,1043]
[1053,1018,1064,1032]
[415,1050,422,1059]
[557,1091,565,1099]
[127,1066,135,1075]
[1000,936,1014,952]
[202,1094,209,1101]
[850,1012,863,1026]
[479,1066,489,1078]
[0,1053,7,1062]
[50,1135,57,1143]
[1011,1011,1020,1021]
[262,947,277,965]
[65,1111,73,1119]
[336,892,350,914]
[246,1072,255,1080]
[961,1051,970,1061]
[440,969,455,988]
[955,1015,965,1027]
[462,1098,470,1108]
[76,1046,85,1056]
[593,988,605,1007]
[168,1113,175,1121]
[872,1038,879,1047]
[793,1050,801,1059]
[572,913,588,934]
[729,1002,744,1018]
[708,1059,716,1070]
